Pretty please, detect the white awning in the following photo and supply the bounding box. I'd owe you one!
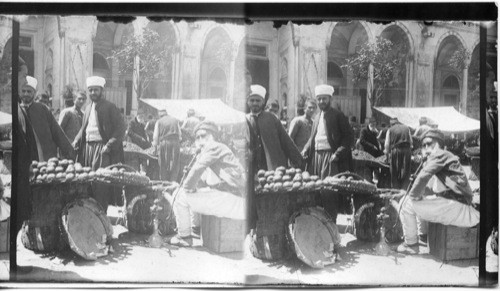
[373,106,480,133]
[0,111,11,126]
[140,98,246,125]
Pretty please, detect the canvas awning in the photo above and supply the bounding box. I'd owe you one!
[140,98,246,125]
[0,111,11,126]
[373,106,480,133]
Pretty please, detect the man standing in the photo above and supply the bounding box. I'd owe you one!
[126,108,151,149]
[412,116,431,149]
[384,117,413,189]
[288,98,317,152]
[302,84,353,222]
[152,109,181,181]
[359,117,382,158]
[59,90,86,143]
[169,121,246,247]
[180,108,200,142]
[246,85,303,172]
[397,129,479,254]
[73,76,126,211]
[20,76,74,162]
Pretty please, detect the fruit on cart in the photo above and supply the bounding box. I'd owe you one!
[258,177,266,186]
[257,170,266,177]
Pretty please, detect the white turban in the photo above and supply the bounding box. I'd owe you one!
[249,85,266,99]
[315,84,334,97]
[26,76,37,90]
[86,76,106,88]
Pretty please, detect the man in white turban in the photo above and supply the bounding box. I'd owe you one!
[73,76,126,212]
[302,84,353,223]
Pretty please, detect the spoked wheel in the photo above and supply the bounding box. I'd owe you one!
[126,194,177,235]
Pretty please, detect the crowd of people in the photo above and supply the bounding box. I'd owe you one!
[12,53,482,273]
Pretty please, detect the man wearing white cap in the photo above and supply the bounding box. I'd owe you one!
[302,84,353,223]
[246,84,303,226]
[19,76,75,162]
[74,76,126,211]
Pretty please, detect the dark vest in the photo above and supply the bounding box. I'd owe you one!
[389,123,412,149]
[157,115,180,141]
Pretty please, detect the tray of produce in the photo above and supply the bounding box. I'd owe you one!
[95,163,151,187]
[30,157,96,185]
[123,141,157,159]
[255,166,325,194]
[322,171,377,195]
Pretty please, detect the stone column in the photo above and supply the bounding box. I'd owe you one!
[461,59,470,115]
[130,17,149,115]
[226,41,238,106]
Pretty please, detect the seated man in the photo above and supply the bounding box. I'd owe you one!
[397,128,480,254]
[169,121,246,247]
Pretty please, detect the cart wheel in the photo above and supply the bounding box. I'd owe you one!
[354,202,378,242]
[383,200,404,244]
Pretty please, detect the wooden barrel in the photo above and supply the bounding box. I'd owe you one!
[287,206,341,268]
[21,183,91,252]
[61,197,113,260]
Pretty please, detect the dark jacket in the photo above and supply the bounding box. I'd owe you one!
[127,117,151,149]
[24,102,74,161]
[359,125,382,157]
[303,106,353,172]
[246,111,303,171]
[74,98,126,164]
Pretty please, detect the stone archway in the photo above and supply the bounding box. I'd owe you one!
[200,27,232,101]
[380,24,411,107]
[433,35,465,107]
[328,21,369,122]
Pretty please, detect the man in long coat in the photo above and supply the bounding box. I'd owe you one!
[384,117,413,190]
[246,85,303,229]
[20,76,75,162]
[73,76,125,211]
[152,110,181,182]
[302,84,353,223]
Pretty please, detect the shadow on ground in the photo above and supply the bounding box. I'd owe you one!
[12,265,90,282]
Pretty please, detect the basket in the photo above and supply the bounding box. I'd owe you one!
[95,163,151,187]
[323,171,377,195]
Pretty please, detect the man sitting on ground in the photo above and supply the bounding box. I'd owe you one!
[169,121,246,247]
[397,128,480,254]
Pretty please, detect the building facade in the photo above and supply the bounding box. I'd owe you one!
[1,16,492,122]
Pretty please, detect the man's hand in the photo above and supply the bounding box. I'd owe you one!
[329,153,339,163]
[101,145,110,154]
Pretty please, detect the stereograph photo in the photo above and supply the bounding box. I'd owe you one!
[0,2,497,288]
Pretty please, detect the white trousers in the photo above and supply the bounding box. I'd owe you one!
[174,187,246,237]
[400,195,480,245]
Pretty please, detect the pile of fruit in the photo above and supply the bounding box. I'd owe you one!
[95,164,150,187]
[255,166,323,194]
[30,157,95,184]
[323,172,377,195]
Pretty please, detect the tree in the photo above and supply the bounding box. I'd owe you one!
[109,26,175,99]
[341,36,408,108]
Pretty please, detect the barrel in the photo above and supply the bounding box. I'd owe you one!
[21,183,91,252]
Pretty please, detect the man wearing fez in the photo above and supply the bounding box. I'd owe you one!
[19,76,74,162]
[289,98,317,152]
[397,129,479,254]
[169,121,246,247]
[302,84,353,223]
[73,76,126,211]
[384,117,413,190]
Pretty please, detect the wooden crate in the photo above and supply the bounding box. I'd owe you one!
[428,222,479,261]
[201,215,246,253]
[0,218,9,253]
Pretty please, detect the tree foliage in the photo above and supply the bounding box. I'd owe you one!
[109,26,175,99]
[341,36,408,107]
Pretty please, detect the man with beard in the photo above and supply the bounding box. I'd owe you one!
[73,76,125,212]
[169,121,246,247]
[59,90,87,143]
[246,84,303,228]
[19,76,74,162]
[302,84,353,223]
[384,117,413,190]
[397,128,479,254]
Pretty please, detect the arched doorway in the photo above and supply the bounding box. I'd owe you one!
[380,25,411,107]
[329,21,368,122]
[92,52,111,84]
[434,35,464,107]
[201,27,231,101]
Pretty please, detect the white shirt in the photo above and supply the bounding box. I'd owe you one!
[315,111,331,151]
[86,102,102,142]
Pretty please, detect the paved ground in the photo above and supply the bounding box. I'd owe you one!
[10,213,479,287]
